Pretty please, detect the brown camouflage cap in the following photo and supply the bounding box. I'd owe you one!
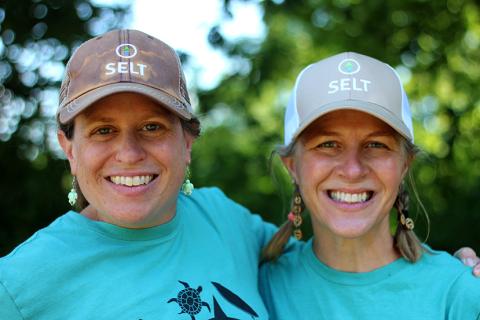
[57,29,193,124]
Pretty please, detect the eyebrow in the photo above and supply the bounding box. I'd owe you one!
[304,130,340,137]
[303,129,397,140]
[86,116,116,123]
[84,107,173,122]
[311,129,340,136]
[365,130,399,139]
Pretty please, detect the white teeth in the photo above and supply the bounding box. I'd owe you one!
[330,191,370,203]
[110,175,154,187]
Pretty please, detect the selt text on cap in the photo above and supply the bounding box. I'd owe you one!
[284,52,414,146]
[57,29,194,124]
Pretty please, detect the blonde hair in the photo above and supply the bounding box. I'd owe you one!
[261,135,428,263]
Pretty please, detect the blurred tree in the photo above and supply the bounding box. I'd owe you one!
[193,0,480,253]
[1,0,479,256]
[0,0,130,255]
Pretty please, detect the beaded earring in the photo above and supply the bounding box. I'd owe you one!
[181,167,194,196]
[287,186,303,240]
[396,185,414,230]
[400,210,415,230]
[68,177,78,206]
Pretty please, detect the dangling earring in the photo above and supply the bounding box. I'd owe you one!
[395,185,414,230]
[68,177,78,206]
[399,210,415,230]
[181,167,194,196]
[287,185,303,240]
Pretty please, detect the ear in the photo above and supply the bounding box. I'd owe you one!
[183,132,194,165]
[400,154,414,180]
[57,130,77,176]
[281,155,299,183]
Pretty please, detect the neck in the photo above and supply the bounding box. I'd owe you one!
[311,225,400,272]
[80,204,176,229]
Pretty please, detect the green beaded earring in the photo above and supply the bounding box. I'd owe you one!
[181,167,194,196]
[68,177,78,206]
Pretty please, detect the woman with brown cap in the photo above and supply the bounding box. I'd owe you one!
[0,29,273,319]
[260,52,480,319]
[0,32,478,320]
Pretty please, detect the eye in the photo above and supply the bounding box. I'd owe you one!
[143,123,161,131]
[93,127,113,135]
[366,141,388,149]
[142,123,168,132]
[317,141,338,148]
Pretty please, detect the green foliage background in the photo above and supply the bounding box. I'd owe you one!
[1,0,479,255]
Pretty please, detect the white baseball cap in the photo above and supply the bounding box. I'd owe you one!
[284,52,414,146]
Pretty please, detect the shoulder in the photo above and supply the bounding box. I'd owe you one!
[0,213,77,309]
[422,250,480,313]
[445,264,480,317]
[0,213,74,276]
[416,249,480,302]
[419,248,471,273]
[448,267,480,295]
[188,186,234,205]
[261,241,306,278]
[181,186,253,221]
[259,241,306,302]
[181,187,278,250]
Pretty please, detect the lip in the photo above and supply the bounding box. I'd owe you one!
[328,188,373,194]
[104,172,159,196]
[323,189,375,211]
[105,171,158,178]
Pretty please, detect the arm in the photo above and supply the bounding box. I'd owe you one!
[0,281,24,320]
[211,187,299,258]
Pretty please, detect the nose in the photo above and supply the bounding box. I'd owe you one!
[115,133,146,164]
[336,148,368,180]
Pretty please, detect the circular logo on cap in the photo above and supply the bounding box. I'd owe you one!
[338,58,360,75]
[115,43,137,59]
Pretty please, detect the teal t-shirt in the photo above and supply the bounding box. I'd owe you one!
[260,239,480,320]
[0,187,275,320]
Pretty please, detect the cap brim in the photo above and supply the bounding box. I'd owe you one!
[58,82,192,124]
[292,100,413,143]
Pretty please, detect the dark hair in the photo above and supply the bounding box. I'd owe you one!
[261,135,428,263]
[57,114,201,211]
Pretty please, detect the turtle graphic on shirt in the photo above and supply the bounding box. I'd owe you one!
[168,280,211,320]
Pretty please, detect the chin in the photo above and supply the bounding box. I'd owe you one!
[328,220,373,239]
[99,205,153,226]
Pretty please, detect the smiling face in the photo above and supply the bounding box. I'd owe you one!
[283,110,411,242]
[58,92,193,228]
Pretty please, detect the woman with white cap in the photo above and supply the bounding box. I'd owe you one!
[0,32,477,320]
[0,29,273,319]
[260,52,480,319]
